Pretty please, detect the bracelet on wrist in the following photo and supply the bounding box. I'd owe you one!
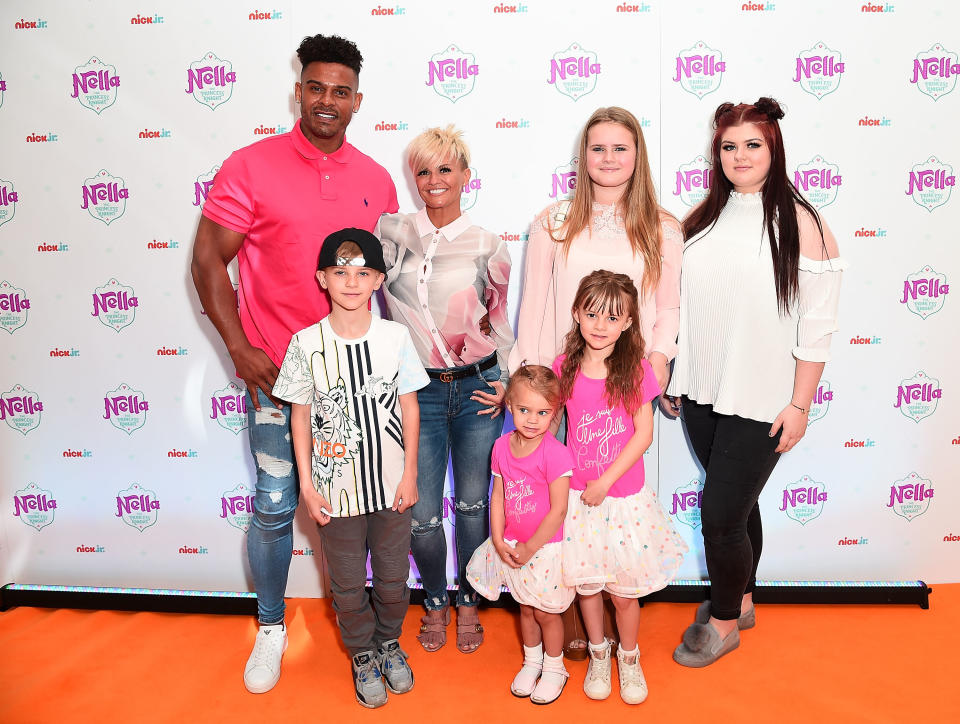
[790,402,808,414]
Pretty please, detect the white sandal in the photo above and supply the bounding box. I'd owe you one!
[530,654,568,705]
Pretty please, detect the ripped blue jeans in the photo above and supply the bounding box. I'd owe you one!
[410,357,503,610]
[245,388,299,625]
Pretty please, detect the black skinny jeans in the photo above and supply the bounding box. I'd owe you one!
[681,396,782,621]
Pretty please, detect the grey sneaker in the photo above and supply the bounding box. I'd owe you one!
[352,651,388,708]
[377,639,414,694]
[673,623,740,668]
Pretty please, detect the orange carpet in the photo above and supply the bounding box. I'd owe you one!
[2,586,957,723]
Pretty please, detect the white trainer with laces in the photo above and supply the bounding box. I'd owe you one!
[616,646,648,704]
[243,624,288,694]
[583,640,612,700]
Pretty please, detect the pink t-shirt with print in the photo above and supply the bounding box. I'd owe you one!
[553,356,661,498]
[492,433,574,545]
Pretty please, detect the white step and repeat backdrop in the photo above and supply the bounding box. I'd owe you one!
[1,1,957,597]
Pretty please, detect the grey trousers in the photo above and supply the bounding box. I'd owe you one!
[319,508,412,656]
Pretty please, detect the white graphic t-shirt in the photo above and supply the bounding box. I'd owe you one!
[273,316,429,517]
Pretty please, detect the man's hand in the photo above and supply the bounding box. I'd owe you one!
[231,342,282,411]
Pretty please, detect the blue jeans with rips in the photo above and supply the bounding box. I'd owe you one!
[410,356,503,611]
[244,388,299,625]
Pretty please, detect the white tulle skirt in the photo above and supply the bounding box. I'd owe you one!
[561,486,688,598]
[466,538,575,614]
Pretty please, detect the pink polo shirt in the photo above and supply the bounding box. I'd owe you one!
[202,120,398,367]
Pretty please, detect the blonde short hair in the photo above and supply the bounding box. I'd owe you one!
[406,124,470,174]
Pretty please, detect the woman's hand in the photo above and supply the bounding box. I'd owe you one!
[661,394,681,417]
[471,380,505,418]
[769,404,809,453]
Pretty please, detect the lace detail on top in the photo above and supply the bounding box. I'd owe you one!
[591,202,626,237]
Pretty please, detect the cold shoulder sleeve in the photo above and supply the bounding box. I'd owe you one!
[793,212,847,362]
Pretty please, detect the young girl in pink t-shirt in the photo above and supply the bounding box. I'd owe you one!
[467,366,575,705]
[553,270,687,705]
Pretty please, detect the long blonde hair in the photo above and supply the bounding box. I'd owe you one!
[552,107,669,297]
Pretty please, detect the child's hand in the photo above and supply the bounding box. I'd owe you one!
[493,539,521,568]
[511,541,535,566]
[580,479,609,507]
[392,474,419,513]
[302,488,333,526]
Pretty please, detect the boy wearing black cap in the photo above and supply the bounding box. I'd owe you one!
[273,228,429,708]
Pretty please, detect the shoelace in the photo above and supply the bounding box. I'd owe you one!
[619,657,643,686]
[356,660,380,683]
[587,653,610,682]
[250,632,282,668]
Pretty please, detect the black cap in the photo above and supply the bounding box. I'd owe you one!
[316,227,386,273]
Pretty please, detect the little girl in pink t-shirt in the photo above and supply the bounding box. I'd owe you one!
[553,270,687,705]
[467,365,575,705]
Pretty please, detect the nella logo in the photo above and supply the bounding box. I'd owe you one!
[895,370,941,422]
[669,479,703,529]
[116,483,159,531]
[81,169,129,225]
[779,476,827,526]
[92,278,138,332]
[426,45,478,103]
[673,155,712,207]
[807,381,833,426]
[673,41,725,99]
[0,280,30,334]
[210,382,248,434]
[1,385,43,435]
[193,165,220,207]
[906,156,954,212]
[186,52,237,110]
[461,167,481,213]
[0,178,18,228]
[911,43,958,101]
[901,265,948,319]
[549,158,578,199]
[794,156,842,209]
[103,383,149,434]
[221,484,255,531]
[548,42,601,101]
[0,71,6,107]
[888,472,933,521]
[71,56,119,114]
[13,483,57,531]
[793,42,844,99]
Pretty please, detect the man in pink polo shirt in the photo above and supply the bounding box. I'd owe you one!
[191,34,398,695]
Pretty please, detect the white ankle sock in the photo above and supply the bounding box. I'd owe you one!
[523,643,544,662]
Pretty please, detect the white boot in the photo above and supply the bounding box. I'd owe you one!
[583,639,612,700]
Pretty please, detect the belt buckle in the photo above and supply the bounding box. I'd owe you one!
[439,371,455,383]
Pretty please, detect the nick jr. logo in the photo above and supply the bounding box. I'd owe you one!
[186,52,237,110]
[71,56,119,114]
[92,278,138,332]
[116,483,159,531]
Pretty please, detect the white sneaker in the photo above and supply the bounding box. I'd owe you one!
[243,624,288,693]
[616,647,648,704]
[583,640,612,700]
